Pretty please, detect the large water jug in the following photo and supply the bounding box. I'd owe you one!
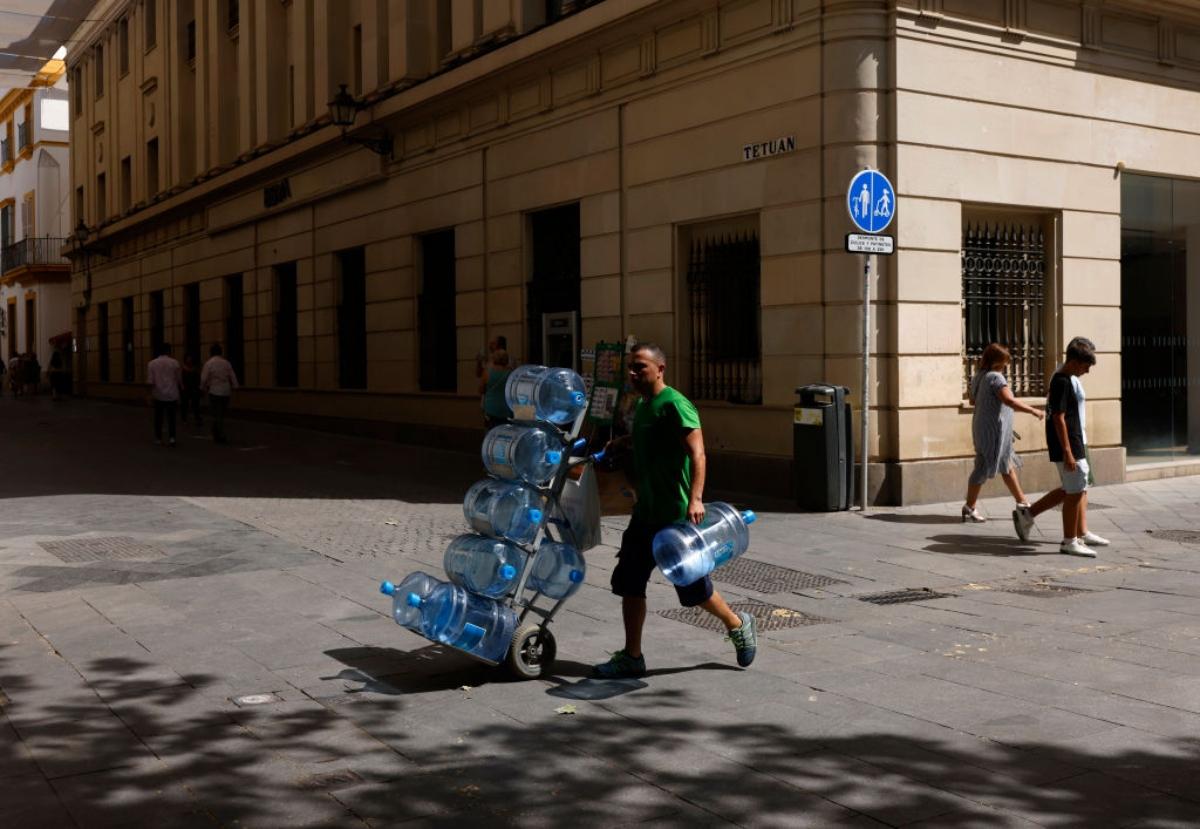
[380,571,441,631]
[443,534,525,598]
[651,502,758,587]
[463,478,545,544]
[505,365,588,425]
[527,540,587,601]
[414,582,519,663]
[481,424,564,485]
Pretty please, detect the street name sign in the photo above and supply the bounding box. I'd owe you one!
[846,169,895,234]
[845,233,894,255]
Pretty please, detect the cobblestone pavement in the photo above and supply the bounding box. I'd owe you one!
[4,396,1200,827]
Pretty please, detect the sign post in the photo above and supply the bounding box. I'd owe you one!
[845,168,896,512]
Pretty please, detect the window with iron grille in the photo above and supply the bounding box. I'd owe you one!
[961,220,1048,398]
[684,221,762,405]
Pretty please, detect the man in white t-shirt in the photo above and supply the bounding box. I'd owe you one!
[200,343,239,444]
[146,342,183,446]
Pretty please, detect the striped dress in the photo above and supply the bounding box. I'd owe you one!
[969,370,1021,485]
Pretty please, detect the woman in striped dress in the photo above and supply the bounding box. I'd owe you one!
[963,343,1045,522]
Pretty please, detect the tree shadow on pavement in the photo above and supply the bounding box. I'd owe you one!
[4,653,1200,826]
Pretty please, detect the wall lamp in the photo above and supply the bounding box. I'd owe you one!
[328,84,393,159]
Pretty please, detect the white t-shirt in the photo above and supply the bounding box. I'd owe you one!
[147,355,182,401]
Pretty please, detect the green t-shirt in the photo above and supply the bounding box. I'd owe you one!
[632,385,702,526]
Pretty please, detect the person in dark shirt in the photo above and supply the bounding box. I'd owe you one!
[1012,337,1107,556]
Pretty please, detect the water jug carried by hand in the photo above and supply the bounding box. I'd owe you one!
[481,424,564,485]
[651,502,757,587]
[463,478,545,544]
[443,534,525,598]
[505,365,588,425]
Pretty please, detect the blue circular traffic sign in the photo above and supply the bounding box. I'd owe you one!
[847,169,895,234]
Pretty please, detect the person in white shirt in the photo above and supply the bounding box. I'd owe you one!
[146,342,183,446]
[200,343,239,444]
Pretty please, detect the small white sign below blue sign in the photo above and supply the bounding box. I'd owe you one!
[846,169,895,234]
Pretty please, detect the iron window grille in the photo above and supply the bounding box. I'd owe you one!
[961,221,1047,398]
[687,231,762,405]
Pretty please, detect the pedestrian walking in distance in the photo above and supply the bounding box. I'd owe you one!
[593,343,757,679]
[961,343,1044,521]
[201,343,239,444]
[146,342,183,447]
[479,347,513,430]
[1013,337,1109,555]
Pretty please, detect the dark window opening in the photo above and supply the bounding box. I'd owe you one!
[274,263,298,387]
[224,274,244,383]
[149,290,164,355]
[186,20,196,65]
[122,296,135,381]
[119,17,130,75]
[686,227,762,405]
[146,138,159,197]
[145,0,157,50]
[95,44,104,98]
[419,230,457,392]
[336,248,367,389]
[120,156,132,212]
[95,173,107,223]
[961,221,1047,398]
[184,282,201,366]
[98,302,110,382]
[227,0,239,31]
[527,204,581,367]
[24,296,36,354]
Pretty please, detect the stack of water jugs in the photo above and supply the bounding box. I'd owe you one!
[380,365,590,664]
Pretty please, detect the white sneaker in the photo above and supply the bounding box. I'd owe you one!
[961,504,986,523]
[1081,531,1110,547]
[1060,538,1096,558]
[1012,506,1034,542]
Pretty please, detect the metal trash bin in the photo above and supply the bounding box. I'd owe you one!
[794,384,853,511]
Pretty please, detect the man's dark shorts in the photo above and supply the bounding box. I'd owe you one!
[611,518,713,608]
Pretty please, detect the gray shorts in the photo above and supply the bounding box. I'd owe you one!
[1055,458,1089,494]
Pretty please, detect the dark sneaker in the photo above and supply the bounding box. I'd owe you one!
[728,611,758,667]
[592,649,646,679]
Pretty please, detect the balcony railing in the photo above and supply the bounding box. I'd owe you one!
[0,138,10,165]
[17,122,29,150]
[1,237,69,274]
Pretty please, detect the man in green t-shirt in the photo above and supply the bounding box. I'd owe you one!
[593,343,757,679]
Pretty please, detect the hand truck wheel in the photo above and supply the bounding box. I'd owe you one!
[507,621,556,679]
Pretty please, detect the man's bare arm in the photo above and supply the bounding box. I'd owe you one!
[1053,412,1075,470]
[684,428,706,524]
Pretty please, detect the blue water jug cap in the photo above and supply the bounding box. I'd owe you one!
[500,564,517,580]
[529,508,543,523]
[742,509,758,525]
[406,592,423,608]
[569,569,584,583]
[571,391,585,404]
[380,581,396,596]
[546,450,562,464]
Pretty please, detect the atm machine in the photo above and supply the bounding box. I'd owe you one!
[542,311,578,372]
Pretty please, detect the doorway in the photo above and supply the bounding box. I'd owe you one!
[527,204,580,368]
[1120,173,1200,464]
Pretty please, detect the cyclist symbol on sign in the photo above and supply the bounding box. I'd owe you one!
[855,184,871,220]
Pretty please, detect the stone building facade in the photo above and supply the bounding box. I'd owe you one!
[0,56,71,376]
[65,0,1200,503]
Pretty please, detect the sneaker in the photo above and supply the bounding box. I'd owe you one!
[592,649,646,679]
[727,611,758,668]
[1060,538,1096,558]
[1081,531,1110,547]
[1012,505,1034,542]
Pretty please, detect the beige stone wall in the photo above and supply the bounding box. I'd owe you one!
[891,0,1200,495]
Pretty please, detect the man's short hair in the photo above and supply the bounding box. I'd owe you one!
[493,348,510,367]
[495,335,507,350]
[210,343,223,356]
[158,342,172,356]
[631,342,666,364]
[1065,336,1096,366]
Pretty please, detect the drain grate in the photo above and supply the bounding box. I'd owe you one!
[659,600,833,632]
[38,536,165,563]
[1000,582,1093,598]
[1148,530,1200,545]
[712,558,848,594]
[858,588,956,605]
